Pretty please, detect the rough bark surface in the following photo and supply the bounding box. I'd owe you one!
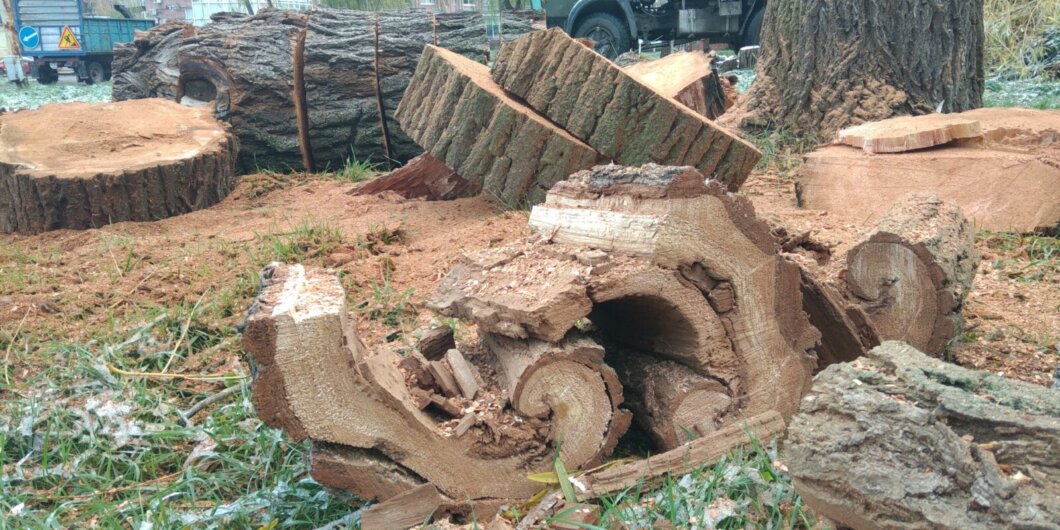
[395,45,603,206]
[112,22,192,102]
[738,0,984,138]
[353,153,478,201]
[786,341,1060,530]
[0,100,237,234]
[492,29,761,190]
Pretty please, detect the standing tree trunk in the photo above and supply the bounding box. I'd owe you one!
[738,0,984,138]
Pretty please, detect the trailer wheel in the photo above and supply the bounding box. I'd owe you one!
[574,13,632,60]
[37,64,58,85]
[87,61,106,84]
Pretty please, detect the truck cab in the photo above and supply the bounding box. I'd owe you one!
[545,0,765,59]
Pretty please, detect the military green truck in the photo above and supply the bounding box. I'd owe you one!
[544,0,765,58]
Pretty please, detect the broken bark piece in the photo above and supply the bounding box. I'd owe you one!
[837,113,983,153]
[418,325,457,361]
[445,349,479,399]
[243,263,548,501]
[609,351,733,450]
[491,29,761,190]
[625,51,729,120]
[482,332,627,468]
[398,352,435,390]
[798,268,879,369]
[577,411,786,500]
[841,194,978,356]
[395,44,602,206]
[353,153,478,201]
[309,442,423,502]
[453,412,476,437]
[428,393,465,417]
[0,99,237,234]
[427,360,462,398]
[786,341,1060,530]
[360,483,445,530]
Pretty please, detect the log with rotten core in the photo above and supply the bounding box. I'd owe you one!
[243,164,819,514]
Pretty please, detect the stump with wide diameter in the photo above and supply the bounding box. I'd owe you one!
[0,99,237,234]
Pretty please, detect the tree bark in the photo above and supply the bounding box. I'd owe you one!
[786,341,1060,530]
[738,0,984,138]
[353,153,478,201]
[112,22,192,102]
[492,29,761,191]
[0,100,236,234]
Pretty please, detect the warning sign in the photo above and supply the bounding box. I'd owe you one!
[58,26,80,50]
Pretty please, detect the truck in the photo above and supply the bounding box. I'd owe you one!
[13,0,153,84]
[545,0,765,59]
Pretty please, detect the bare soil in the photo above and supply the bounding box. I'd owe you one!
[0,166,1055,390]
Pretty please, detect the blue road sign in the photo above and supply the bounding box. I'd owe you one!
[19,26,41,50]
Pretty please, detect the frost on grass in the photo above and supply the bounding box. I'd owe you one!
[0,81,112,111]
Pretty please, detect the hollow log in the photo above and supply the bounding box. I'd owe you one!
[737,0,984,138]
[786,341,1060,530]
[491,29,761,191]
[0,100,237,234]
[625,51,729,120]
[394,44,603,206]
[112,22,192,102]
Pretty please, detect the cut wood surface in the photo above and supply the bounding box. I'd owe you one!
[0,99,237,234]
[799,108,1060,232]
[625,51,729,120]
[841,194,979,356]
[492,29,761,190]
[786,341,1060,529]
[353,153,478,201]
[837,113,983,153]
[360,483,445,530]
[308,442,423,502]
[395,44,602,206]
[577,411,786,500]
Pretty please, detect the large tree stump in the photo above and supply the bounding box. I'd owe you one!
[738,0,984,138]
[395,45,603,206]
[112,22,193,102]
[432,164,819,450]
[0,99,237,234]
[786,341,1060,530]
[491,29,761,191]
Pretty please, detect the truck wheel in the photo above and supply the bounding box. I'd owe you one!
[574,13,632,60]
[87,62,106,84]
[741,9,765,48]
[36,64,58,85]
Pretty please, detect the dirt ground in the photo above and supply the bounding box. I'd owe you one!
[0,164,1056,391]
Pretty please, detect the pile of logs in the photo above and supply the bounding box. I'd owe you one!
[242,162,982,528]
[112,9,534,172]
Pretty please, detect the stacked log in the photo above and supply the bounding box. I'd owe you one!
[0,100,237,234]
[787,341,1060,529]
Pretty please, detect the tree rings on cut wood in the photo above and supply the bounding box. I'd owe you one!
[0,99,237,234]
[625,51,729,120]
[837,114,983,153]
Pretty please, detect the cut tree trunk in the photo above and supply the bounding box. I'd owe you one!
[432,164,819,442]
[786,341,1060,530]
[112,22,193,102]
[178,10,309,172]
[837,114,983,153]
[625,51,730,120]
[737,0,984,138]
[798,108,1060,233]
[491,29,761,191]
[394,44,603,206]
[0,99,237,234]
[352,153,478,201]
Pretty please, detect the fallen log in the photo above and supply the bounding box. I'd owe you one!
[797,108,1060,233]
[111,22,192,102]
[394,44,603,206]
[352,153,478,201]
[0,99,237,234]
[491,29,761,190]
[625,51,729,120]
[786,341,1060,530]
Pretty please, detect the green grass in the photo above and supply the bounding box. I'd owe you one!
[984,0,1059,80]
[983,78,1060,109]
[0,80,111,111]
[743,128,821,180]
[978,231,1059,283]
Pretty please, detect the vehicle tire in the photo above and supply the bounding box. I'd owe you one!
[87,61,106,84]
[574,13,632,60]
[741,9,765,48]
[36,64,58,85]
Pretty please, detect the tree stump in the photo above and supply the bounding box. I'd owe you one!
[738,0,984,138]
[0,99,237,234]
[394,45,603,206]
[492,29,761,191]
[786,341,1060,530]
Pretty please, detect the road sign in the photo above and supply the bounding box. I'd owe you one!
[18,26,40,50]
[58,26,81,50]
